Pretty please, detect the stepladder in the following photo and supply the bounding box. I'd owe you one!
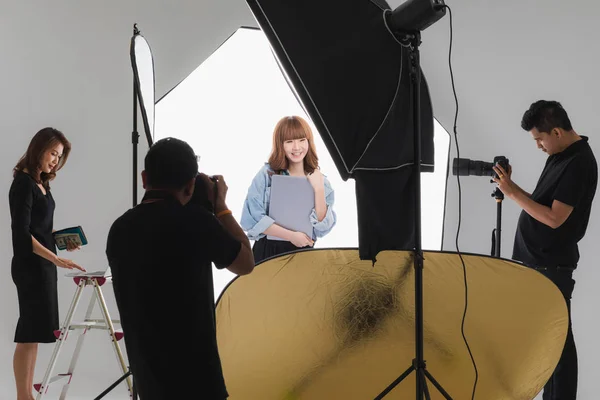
[35,272,134,399]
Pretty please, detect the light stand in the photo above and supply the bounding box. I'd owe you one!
[132,23,141,208]
[132,25,140,208]
[491,186,504,257]
[95,22,157,399]
[130,23,155,207]
[93,24,142,399]
[375,22,452,400]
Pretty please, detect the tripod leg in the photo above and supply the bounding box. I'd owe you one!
[423,370,453,400]
[94,371,132,400]
[421,371,431,400]
[374,365,415,400]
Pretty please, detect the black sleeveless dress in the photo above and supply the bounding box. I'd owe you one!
[9,171,59,343]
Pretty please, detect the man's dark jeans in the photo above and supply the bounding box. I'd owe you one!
[534,267,577,400]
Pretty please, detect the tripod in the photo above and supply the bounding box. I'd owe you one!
[95,369,137,400]
[374,32,452,400]
[490,186,504,258]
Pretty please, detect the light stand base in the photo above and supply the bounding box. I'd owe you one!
[375,360,453,400]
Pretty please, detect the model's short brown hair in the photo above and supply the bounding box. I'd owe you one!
[268,116,319,174]
[14,127,71,189]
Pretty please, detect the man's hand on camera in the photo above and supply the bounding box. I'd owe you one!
[212,175,229,213]
[194,173,216,209]
[493,164,517,197]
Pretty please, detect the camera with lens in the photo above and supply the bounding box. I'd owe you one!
[452,155,510,180]
[190,174,218,212]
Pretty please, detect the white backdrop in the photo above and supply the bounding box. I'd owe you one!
[154,28,450,301]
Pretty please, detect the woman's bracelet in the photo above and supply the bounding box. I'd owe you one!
[216,209,232,218]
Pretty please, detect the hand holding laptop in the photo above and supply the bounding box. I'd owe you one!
[289,231,314,247]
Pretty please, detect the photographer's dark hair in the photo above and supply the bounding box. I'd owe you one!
[144,137,198,190]
[521,100,573,133]
[14,127,71,189]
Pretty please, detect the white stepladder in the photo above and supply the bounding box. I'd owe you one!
[35,272,134,399]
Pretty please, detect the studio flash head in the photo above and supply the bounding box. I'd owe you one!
[452,156,510,180]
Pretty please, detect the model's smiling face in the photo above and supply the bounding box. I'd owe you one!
[284,138,308,165]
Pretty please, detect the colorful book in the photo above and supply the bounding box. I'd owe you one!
[53,226,88,251]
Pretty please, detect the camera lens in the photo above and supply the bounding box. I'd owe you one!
[452,158,494,177]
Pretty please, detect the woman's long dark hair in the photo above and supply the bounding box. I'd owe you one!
[13,127,71,189]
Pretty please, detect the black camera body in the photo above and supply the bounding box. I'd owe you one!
[452,155,510,180]
[492,156,509,179]
[190,174,218,213]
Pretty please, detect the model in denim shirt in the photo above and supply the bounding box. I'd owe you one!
[240,116,337,262]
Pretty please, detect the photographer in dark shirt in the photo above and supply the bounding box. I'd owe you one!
[106,137,254,399]
[493,100,597,400]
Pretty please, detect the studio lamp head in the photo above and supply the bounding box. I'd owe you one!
[387,0,446,33]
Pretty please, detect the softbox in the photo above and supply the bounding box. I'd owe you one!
[246,0,435,260]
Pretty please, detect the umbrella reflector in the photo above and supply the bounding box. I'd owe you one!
[217,249,567,399]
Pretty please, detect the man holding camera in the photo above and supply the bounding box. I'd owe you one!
[106,137,254,399]
[493,100,597,400]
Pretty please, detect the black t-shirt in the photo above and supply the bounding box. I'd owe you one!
[513,136,598,267]
[106,190,241,400]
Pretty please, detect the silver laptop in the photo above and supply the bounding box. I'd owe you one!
[65,267,111,278]
[267,175,315,241]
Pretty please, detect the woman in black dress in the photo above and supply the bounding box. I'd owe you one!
[9,128,85,400]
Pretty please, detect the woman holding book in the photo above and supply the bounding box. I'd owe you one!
[9,127,84,400]
[241,116,337,263]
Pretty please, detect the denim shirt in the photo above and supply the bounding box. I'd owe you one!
[240,163,337,241]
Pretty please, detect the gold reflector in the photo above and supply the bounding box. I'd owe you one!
[216,250,568,399]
